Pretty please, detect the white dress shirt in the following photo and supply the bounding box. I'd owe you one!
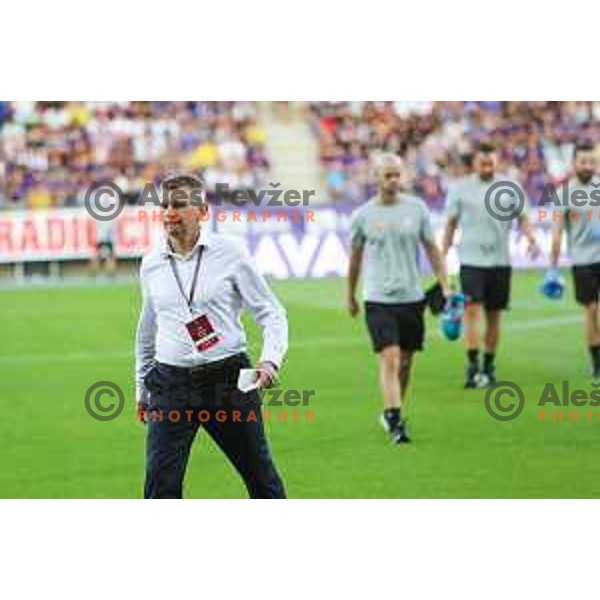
[135,229,288,396]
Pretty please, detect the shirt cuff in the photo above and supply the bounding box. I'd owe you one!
[259,349,285,371]
[135,383,144,403]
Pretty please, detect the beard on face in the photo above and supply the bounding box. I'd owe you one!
[577,170,594,184]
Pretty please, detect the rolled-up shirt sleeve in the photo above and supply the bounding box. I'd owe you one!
[135,266,157,398]
[234,250,288,369]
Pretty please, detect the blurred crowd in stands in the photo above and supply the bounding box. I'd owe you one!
[0,101,270,209]
[3,101,600,212]
[310,101,600,209]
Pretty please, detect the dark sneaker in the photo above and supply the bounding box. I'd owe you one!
[391,421,411,444]
[465,364,479,389]
[482,366,496,386]
[380,410,401,432]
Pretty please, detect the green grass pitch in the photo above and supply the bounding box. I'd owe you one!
[1,270,599,498]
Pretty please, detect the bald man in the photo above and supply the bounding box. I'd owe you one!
[347,154,449,443]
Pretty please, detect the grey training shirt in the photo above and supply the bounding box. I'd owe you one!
[446,174,527,267]
[560,176,600,266]
[350,193,435,304]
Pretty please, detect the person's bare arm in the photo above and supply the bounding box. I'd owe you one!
[518,213,541,258]
[550,219,565,267]
[441,215,458,257]
[423,239,451,297]
[347,243,364,318]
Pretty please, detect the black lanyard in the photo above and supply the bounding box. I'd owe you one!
[168,245,205,315]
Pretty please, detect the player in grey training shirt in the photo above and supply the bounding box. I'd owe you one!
[442,142,539,388]
[550,140,600,377]
[347,154,449,444]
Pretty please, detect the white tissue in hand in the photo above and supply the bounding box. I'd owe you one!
[238,369,261,392]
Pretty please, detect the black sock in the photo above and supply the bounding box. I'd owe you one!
[589,345,600,368]
[467,349,480,369]
[483,352,496,371]
[384,407,401,428]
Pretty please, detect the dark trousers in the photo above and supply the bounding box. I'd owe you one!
[143,353,286,499]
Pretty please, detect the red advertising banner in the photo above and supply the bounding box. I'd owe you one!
[0,209,154,262]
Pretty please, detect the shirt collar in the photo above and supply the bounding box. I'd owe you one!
[161,228,210,259]
[375,193,400,205]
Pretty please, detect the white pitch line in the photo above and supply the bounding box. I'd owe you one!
[0,313,583,365]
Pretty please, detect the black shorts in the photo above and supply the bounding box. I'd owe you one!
[572,263,600,305]
[364,301,425,353]
[460,265,512,311]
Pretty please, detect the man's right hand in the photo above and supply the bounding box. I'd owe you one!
[348,296,360,318]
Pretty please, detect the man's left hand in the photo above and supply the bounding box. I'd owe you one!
[255,361,279,389]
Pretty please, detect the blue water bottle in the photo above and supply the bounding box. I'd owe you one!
[540,268,565,300]
[441,292,466,341]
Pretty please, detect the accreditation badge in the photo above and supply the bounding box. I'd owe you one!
[185,313,221,352]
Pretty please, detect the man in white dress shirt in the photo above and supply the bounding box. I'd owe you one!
[136,173,288,498]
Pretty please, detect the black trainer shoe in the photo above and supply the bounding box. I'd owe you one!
[482,366,496,386]
[593,365,600,379]
[465,364,479,389]
[391,420,411,444]
[380,411,400,434]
